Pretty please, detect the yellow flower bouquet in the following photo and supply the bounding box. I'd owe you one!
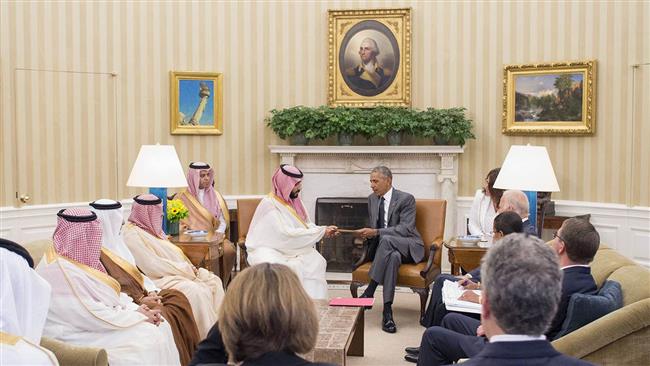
[167,199,189,222]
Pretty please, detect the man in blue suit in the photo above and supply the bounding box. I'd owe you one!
[414,218,599,365]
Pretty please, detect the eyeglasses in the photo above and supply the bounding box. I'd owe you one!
[553,231,566,242]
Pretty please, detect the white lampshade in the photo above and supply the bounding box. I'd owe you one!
[126,145,188,188]
[494,145,560,192]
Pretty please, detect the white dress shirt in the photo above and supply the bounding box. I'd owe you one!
[490,334,546,343]
[380,187,394,228]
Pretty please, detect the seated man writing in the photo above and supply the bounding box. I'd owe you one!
[176,162,236,285]
[415,218,599,366]
[122,194,225,338]
[36,209,180,366]
[246,164,338,299]
[418,211,523,331]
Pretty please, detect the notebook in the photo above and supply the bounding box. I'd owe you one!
[442,280,482,314]
[329,297,375,307]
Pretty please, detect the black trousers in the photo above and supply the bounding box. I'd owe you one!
[421,274,481,327]
[417,313,486,366]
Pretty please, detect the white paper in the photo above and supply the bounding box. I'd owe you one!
[442,279,482,314]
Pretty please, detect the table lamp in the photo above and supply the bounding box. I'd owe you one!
[493,145,560,232]
[126,144,188,233]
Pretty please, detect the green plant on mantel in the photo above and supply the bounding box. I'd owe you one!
[266,105,475,145]
[326,107,376,138]
[371,106,418,137]
[437,107,475,145]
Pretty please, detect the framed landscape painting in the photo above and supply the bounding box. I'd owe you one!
[502,60,596,135]
[170,71,223,135]
[328,8,411,107]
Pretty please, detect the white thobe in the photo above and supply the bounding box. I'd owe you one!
[0,248,58,365]
[121,223,225,338]
[35,246,180,366]
[246,193,328,299]
[0,333,58,366]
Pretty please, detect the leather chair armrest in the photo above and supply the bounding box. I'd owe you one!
[552,298,650,359]
[352,239,372,270]
[420,240,443,283]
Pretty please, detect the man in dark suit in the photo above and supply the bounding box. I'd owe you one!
[417,211,523,334]
[498,189,537,236]
[354,166,424,333]
[413,218,599,365]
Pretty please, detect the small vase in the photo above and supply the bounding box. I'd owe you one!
[337,133,353,146]
[387,131,402,146]
[167,221,180,236]
[290,133,308,145]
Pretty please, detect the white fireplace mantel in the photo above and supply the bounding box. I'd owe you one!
[270,145,464,240]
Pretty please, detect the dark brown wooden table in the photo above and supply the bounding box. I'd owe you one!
[169,232,226,285]
[444,238,489,276]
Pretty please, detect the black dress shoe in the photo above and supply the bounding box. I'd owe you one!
[382,313,397,333]
[404,346,420,355]
[404,353,418,363]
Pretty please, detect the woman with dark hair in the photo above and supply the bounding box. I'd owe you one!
[468,168,504,239]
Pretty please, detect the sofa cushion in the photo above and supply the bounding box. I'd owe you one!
[590,247,636,287]
[608,265,650,306]
[554,280,623,339]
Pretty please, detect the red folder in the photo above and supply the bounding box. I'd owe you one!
[329,297,375,307]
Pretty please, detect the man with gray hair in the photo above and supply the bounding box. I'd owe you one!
[354,166,423,333]
[498,189,537,236]
[415,230,597,365]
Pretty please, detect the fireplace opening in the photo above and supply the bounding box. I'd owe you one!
[315,197,368,273]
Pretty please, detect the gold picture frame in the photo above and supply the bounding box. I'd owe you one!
[170,71,223,135]
[502,60,596,135]
[328,8,411,107]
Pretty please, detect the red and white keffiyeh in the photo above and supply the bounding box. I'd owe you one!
[129,194,166,239]
[187,163,222,219]
[52,208,106,273]
[272,165,308,222]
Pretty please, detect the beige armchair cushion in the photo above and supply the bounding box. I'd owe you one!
[41,337,108,366]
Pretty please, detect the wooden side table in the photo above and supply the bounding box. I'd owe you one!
[169,232,226,285]
[444,238,489,276]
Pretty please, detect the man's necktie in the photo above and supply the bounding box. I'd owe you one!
[377,196,385,229]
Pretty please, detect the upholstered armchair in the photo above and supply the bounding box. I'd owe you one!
[235,198,262,271]
[350,199,447,318]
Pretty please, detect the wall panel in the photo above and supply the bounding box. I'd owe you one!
[1,1,648,207]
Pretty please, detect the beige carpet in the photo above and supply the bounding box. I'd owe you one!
[327,288,425,366]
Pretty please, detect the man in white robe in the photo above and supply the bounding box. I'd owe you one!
[0,239,58,365]
[121,194,225,338]
[36,208,180,366]
[246,164,339,299]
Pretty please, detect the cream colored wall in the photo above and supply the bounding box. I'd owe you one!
[1,1,648,207]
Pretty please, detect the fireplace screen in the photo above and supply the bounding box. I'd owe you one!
[315,197,369,273]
